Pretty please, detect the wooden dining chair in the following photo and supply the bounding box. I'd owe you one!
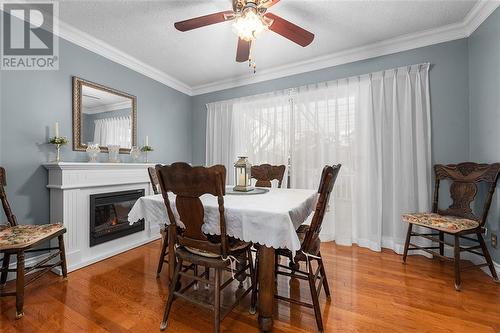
[156,162,256,333]
[148,166,161,195]
[0,167,68,318]
[148,166,170,277]
[273,164,341,333]
[251,164,286,188]
[402,162,500,290]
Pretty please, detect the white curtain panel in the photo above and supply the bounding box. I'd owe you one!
[93,116,132,148]
[207,91,291,186]
[205,63,431,254]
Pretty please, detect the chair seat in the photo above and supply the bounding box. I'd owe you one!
[402,213,479,234]
[0,224,65,250]
[184,237,252,259]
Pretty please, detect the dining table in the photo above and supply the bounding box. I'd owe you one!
[128,186,318,332]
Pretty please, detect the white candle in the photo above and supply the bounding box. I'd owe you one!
[238,170,246,186]
[145,135,149,146]
[54,121,59,137]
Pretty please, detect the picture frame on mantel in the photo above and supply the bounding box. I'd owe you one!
[72,76,137,154]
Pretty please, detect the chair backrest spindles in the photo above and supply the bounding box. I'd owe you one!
[251,164,286,188]
[155,162,228,256]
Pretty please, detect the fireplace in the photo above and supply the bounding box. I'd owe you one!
[89,189,145,247]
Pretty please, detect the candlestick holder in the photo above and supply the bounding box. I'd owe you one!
[54,144,61,163]
[48,136,68,163]
[141,145,154,163]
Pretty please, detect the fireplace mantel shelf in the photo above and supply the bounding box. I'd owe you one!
[44,161,159,273]
[44,162,156,170]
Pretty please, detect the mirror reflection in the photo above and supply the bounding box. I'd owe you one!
[81,86,133,149]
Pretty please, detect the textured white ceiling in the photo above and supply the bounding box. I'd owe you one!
[59,0,478,89]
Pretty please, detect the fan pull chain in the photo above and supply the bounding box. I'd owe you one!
[248,43,257,74]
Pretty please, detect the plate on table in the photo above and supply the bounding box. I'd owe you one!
[225,187,270,195]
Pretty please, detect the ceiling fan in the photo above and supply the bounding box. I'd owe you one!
[174,0,314,71]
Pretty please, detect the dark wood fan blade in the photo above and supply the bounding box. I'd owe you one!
[260,0,281,8]
[174,11,234,31]
[236,38,251,62]
[264,13,314,47]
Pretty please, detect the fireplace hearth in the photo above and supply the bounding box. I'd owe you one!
[90,189,145,247]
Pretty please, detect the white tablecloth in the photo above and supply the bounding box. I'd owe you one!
[128,187,317,252]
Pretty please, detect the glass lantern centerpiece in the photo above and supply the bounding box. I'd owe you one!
[233,156,253,192]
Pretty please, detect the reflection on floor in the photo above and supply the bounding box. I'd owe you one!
[2,241,500,332]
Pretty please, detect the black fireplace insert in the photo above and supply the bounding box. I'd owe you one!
[89,189,145,247]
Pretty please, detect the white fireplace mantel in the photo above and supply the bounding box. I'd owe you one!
[44,162,160,272]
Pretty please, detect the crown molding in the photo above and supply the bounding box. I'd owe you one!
[463,0,500,35]
[57,20,193,96]
[53,1,498,96]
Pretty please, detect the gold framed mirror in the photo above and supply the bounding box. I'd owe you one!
[72,76,137,154]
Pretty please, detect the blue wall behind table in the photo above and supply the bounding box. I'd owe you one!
[191,39,471,167]
[468,7,500,261]
[0,37,192,227]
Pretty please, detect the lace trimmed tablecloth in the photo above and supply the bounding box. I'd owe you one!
[128,187,317,252]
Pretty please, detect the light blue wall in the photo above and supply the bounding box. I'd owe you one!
[469,7,500,261]
[191,39,471,167]
[0,37,192,226]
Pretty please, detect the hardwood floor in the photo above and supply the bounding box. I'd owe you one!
[2,241,500,332]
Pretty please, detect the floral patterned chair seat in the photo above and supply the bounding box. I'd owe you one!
[402,213,479,234]
[0,224,65,250]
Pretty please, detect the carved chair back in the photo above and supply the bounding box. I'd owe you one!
[433,162,500,226]
[0,167,18,226]
[155,162,229,255]
[301,164,341,254]
[148,167,161,195]
[250,164,286,188]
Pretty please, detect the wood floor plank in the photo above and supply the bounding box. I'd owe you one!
[2,240,500,332]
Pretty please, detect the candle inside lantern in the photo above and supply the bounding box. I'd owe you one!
[145,135,149,146]
[54,121,59,137]
[238,169,246,186]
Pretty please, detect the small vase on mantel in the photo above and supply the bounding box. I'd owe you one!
[86,143,100,162]
[130,146,141,162]
[107,145,121,163]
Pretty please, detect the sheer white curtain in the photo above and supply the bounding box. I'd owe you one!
[207,91,291,186]
[291,64,432,252]
[93,116,132,148]
[205,63,431,253]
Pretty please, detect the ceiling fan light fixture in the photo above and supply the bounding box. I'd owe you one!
[232,8,270,41]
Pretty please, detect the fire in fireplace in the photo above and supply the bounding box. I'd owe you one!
[89,189,145,247]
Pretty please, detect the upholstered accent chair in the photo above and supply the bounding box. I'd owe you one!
[0,167,67,318]
[156,163,256,333]
[402,162,500,290]
[251,164,286,188]
[272,164,341,333]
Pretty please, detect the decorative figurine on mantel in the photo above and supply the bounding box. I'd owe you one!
[141,136,153,163]
[48,121,68,163]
